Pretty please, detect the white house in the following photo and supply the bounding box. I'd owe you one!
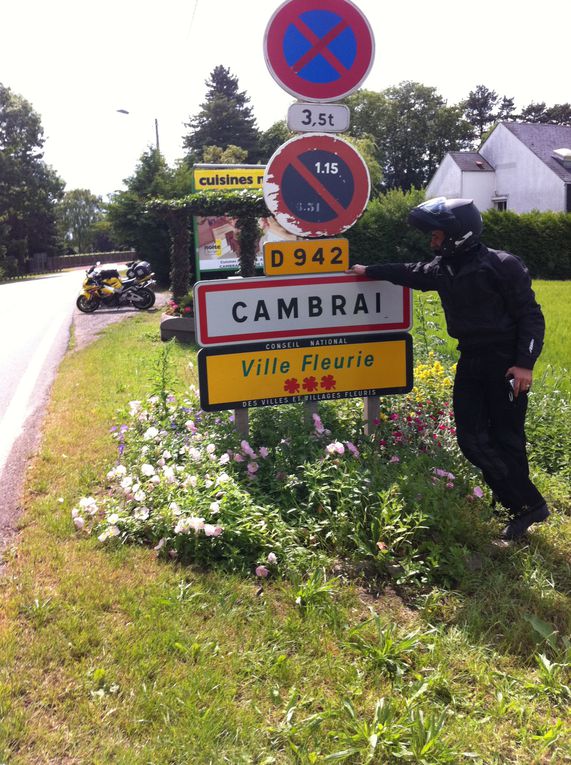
[426,122,571,213]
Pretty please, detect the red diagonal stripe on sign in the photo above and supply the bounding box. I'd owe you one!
[290,156,347,217]
[291,18,349,76]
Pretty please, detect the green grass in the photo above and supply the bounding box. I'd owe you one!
[413,280,571,393]
[0,303,570,763]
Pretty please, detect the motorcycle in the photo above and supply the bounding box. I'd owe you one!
[76,261,156,313]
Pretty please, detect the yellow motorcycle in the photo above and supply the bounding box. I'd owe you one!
[76,262,156,313]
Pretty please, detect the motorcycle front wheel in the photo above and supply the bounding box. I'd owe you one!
[132,288,155,310]
[76,294,101,313]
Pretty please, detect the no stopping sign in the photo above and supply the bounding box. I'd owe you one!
[264,0,375,101]
[263,133,370,237]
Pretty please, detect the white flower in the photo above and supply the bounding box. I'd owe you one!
[107,513,120,525]
[143,426,159,441]
[141,463,155,477]
[134,490,146,502]
[185,420,197,433]
[120,476,133,490]
[206,443,216,455]
[204,479,213,489]
[129,400,142,416]
[183,475,198,488]
[163,466,176,484]
[216,472,230,484]
[150,475,160,485]
[141,445,149,455]
[73,516,85,530]
[98,525,120,542]
[162,450,172,460]
[204,524,223,537]
[267,552,278,565]
[218,453,230,466]
[79,496,97,510]
[188,447,201,462]
[209,501,220,515]
[188,516,205,533]
[169,502,181,516]
[133,506,150,521]
[157,458,166,468]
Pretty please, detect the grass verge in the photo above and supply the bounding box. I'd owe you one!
[0,308,570,764]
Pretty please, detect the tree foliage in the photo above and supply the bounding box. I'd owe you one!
[106,149,191,286]
[56,188,104,253]
[183,66,260,164]
[0,82,64,273]
[347,83,473,191]
[202,144,248,164]
[519,101,571,126]
[461,84,516,141]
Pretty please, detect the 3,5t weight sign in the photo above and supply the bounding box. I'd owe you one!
[288,102,350,133]
[263,133,370,237]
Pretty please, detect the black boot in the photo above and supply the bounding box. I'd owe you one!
[499,504,550,541]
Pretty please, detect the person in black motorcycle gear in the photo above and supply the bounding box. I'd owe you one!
[348,197,549,541]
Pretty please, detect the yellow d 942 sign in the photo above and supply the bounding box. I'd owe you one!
[263,238,348,275]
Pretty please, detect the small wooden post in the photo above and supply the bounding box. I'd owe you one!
[304,400,319,427]
[363,396,380,436]
[234,408,249,438]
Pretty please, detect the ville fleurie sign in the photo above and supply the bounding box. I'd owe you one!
[193,274,412,347]
[197,334,413,411]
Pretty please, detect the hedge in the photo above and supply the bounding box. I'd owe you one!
[346,191,571,279]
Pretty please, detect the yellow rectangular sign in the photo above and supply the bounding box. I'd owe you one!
[193,167,265,191]
[198,334,413,411]
[263,238,349,275]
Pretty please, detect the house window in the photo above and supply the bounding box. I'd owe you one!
[493,198,508,211]
[566,185,571,213]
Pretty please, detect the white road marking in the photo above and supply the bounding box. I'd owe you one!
[0,308,70,474]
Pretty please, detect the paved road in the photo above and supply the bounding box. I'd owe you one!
[0,270,82,550]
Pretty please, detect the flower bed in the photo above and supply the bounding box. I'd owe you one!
[72,353,491,586]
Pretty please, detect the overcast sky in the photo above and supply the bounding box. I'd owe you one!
[2,0,569,198]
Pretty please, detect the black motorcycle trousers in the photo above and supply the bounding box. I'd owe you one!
[452,352,545,516]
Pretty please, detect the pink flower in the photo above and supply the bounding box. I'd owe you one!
[346,441,360,458]
[267,552,278,564]
[312,413,325,434]
[247,462,259,474]
[234,454,245,463]
[241,440,256,458]
[255,565,270,578]
[473,486,484,498]
[326,441,345,456]
[389,455,400,463]
[259,446,270,459]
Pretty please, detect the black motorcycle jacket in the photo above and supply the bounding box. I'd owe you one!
[365,244,545,369]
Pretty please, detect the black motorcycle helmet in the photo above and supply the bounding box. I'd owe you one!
[408,197,483,257]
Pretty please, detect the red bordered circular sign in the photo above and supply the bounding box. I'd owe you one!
[264,0,375,101]
[263,133,370,238]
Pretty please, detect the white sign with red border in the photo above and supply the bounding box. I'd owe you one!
[193,274,411,347]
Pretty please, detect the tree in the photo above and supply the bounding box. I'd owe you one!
[106,149,178,285]
[56,189,104,253]
[202,144,248,164]
[0,82,64,272]
[258,120,293,163]
[461,84,516,140]
[520,101,571,126]
[183,66,260,163]
[347,83,473,191]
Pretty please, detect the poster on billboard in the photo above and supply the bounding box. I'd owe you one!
[193,164,298,274]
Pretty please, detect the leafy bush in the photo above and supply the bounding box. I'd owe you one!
[71,351,500,588]
[347,191,571,278]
